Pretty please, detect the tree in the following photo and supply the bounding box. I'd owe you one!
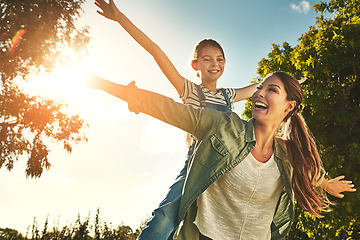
[0,0,90,177]
[0,228,25,240]
[244,0,360,238]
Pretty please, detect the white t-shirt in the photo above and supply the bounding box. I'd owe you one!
[194,153,283,240]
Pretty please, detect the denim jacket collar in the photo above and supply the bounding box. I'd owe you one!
[245,118,256,143]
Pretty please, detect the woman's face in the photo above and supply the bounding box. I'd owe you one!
[252,75,296,125]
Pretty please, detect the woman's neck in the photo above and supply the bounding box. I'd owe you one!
[251,120,280,163]
[253,120,279,150]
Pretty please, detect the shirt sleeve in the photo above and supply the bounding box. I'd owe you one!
[180,78,194,103]
[224,88,236,110]
[126,81,220,140]
[227,88,236,105]
[314,167,327,187]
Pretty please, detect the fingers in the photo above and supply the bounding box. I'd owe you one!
[341,181,356,192]
[299,77,307,84]
[332,192,345,198]
[94,0,107,10]
[335,175,356,192]
[326,175,356,198]
[334,175,345,181]
[95,0,105,5]
[348,183,356,192]
[96,10,105,17]
[94,1,104,14]
[94,0,116,19]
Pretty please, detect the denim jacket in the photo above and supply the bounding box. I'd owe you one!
[127,84,295,240]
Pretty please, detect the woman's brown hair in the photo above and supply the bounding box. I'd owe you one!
[271,71,331,218]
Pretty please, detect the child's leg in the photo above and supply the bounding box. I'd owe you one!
[137,145,194,240]
[137,175,185,240]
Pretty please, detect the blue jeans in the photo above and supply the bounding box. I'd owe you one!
[137,145,194,240]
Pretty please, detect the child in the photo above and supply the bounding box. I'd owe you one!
[93,1,300,239]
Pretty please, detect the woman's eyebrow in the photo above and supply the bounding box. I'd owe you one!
[268,84,281,89]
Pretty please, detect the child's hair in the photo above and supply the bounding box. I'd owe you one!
[192,39,225,78]
[271,71,331,218]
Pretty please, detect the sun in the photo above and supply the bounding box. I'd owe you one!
[51,59,88,95]
[17,55,91,107]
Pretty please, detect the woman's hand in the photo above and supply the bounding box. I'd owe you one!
[322,175,356,198]
[298,77,307,84]
[95,0,121,21]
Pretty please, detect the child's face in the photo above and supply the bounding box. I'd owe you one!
[192,45,225,84]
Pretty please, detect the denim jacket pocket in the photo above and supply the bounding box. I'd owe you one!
[210,135,229,156]
[197,134,229,168]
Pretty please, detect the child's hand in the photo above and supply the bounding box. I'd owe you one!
[95,0,120,21]
[82,68,104,89]
[323,175,356,198]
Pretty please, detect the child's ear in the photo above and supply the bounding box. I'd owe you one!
[191,60,198,71]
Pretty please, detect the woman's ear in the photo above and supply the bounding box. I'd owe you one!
[286,100,297,113]
[191,60,198,71]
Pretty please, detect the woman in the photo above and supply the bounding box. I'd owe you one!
[85,71,355,239]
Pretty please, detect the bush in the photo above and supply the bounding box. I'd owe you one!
[2,209,147,240]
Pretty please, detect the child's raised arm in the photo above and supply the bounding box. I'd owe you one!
[94,0,185,95]
[234,77,307,102]
[234,84,259,102]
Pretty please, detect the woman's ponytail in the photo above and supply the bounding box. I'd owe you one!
[286,112,331,218]
[271,71,331,218]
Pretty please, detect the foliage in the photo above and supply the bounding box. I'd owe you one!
[244,0,360,238]
[0,209,145,240]
[0,227,25,240]
[0,0,90,177]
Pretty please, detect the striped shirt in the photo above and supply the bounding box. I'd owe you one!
[180,78,236,147]
[180,78,236,110]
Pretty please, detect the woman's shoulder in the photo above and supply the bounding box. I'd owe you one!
[226,114,254,135]
[274,137,289,160]
[275,136,287,148]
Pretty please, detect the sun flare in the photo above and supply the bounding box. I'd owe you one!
[17,55,91,107]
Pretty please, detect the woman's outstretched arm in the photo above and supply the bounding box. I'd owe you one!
[94,0,185,95]
[85,72,128,101]
[85,71,218,140]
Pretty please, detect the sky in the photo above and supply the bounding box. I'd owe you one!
[0,0,323,235]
